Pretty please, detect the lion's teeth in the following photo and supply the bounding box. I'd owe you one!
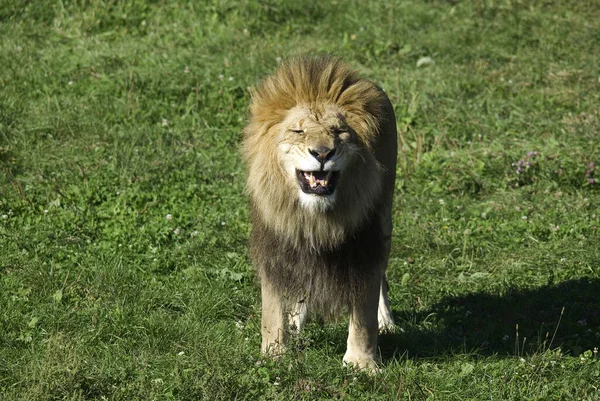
[302,171,334,188]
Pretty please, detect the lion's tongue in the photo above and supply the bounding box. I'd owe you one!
[304,171,331,188]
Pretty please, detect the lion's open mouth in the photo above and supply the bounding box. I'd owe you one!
[296,170,340,196]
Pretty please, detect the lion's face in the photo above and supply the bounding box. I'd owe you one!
[277,104,358,212]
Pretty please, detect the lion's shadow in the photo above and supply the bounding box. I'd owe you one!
[305,278,600,361]
[378,278,600,361]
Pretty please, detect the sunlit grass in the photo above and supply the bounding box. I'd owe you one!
[1,1,599,399]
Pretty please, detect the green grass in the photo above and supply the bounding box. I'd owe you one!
[1,0,600,399]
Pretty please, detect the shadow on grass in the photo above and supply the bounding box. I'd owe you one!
[379,278,600,361]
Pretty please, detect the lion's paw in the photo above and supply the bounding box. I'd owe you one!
[342,352,381,374]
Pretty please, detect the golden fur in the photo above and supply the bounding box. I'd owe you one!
[243,56,389,250]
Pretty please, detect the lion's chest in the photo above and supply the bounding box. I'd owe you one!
[250,216,384,315]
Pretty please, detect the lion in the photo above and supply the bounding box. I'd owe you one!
[242,55,397,370]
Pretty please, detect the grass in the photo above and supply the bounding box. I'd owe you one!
[1,0,599,399]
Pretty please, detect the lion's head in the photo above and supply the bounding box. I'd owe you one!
[243,56,388,250]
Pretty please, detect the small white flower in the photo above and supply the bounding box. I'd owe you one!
[519,357,526,363]
[184,66,190,73]
[228,76,233,81]
[190,230,199,237]
[1,214,7,219]
[162,118,168,127]
[439,199,445,205]
[177,351,185,356]
[416,56,434,68]
[276,57,282,63]
[68,81,73,86]
[173,228,181,235]
[220,221,226,226]
[218,74,224,80]
[522,215,528,220]
[166,214,173,220]
[43,210,48,214]
[243,28,249,35]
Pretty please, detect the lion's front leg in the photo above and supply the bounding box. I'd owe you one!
[260,277,287,356]
[343,271,381,371]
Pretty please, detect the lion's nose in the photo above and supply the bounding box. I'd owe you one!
[309,146,336,164]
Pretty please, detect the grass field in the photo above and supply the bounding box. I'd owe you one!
[1,0,600,399]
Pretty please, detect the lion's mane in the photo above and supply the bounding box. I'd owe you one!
[243,55,394,315]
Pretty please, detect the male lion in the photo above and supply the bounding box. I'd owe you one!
[242,56,397,370]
